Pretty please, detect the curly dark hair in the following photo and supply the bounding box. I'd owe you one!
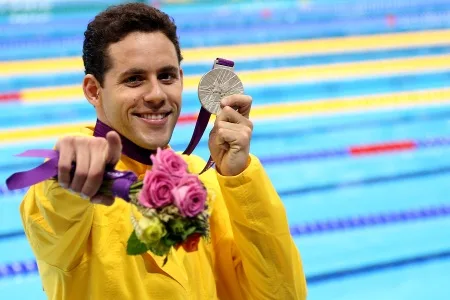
[82,3,183,87]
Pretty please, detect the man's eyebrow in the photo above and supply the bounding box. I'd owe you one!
[119,68,147,78]
[119,66,179,78]
[158,65,179,73]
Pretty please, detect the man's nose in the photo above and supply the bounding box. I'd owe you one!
[143,78,166,109]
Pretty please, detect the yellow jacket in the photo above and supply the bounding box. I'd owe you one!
[20,125,307,299]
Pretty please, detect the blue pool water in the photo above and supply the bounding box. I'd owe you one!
[1,1,450,299]
[2,105,450,299]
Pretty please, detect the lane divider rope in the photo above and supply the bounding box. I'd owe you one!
[1,205,450,280]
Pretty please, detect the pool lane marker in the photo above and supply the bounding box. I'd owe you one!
[290,205,450,237]
[307,248,450,284]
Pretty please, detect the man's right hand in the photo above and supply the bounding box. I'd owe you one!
[55,131,122,206]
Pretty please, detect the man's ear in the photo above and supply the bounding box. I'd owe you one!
[83,74,102,107]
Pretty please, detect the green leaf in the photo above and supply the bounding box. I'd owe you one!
[168,218,187,236]
[126,230,149,255]
[182,226,197,240]
[161,234,179,247]
[186,226,197,236]
[148,241,171,257]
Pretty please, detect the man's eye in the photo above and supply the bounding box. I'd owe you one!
[125,75,144,85]
[158,73,177,82]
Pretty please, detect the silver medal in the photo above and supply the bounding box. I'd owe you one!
[198,67,244,115]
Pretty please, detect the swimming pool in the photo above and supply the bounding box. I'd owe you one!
[1,1,450,299]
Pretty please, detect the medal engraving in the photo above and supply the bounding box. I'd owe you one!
[198,68,244,114]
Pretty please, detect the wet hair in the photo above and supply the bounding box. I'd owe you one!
[82,3,183,86]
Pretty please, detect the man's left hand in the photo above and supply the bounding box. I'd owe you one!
[208,94,253,176]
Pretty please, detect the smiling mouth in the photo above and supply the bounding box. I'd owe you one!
[133,112,171,120]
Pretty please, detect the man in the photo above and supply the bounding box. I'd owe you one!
[20,3,307,299]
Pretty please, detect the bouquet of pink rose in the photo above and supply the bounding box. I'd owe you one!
[119,148,213,259]
[106,148,211,256]
[6,147,213,264]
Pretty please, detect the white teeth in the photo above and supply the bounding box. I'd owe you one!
[140,114,166,120]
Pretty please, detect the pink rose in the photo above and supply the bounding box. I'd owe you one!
[171,175,207,217]
[139,170,175,208]
[150,148,188,183]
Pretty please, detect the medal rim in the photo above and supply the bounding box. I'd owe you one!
[197,68,244,115]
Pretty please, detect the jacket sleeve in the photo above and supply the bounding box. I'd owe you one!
[20,179,94,271]
[213,154,307,300]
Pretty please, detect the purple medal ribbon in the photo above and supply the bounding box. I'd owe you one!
[5,58,235,197]
[6,150,59,191]
[94,118,156,165]
[5,149,137,202]
[183,58,235,174]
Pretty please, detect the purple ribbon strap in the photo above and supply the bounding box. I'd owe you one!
[93,119,156,165]
[102,170,138,202]
[183,58,235,174]
[6,150,137,202]
[6,150,59,190]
